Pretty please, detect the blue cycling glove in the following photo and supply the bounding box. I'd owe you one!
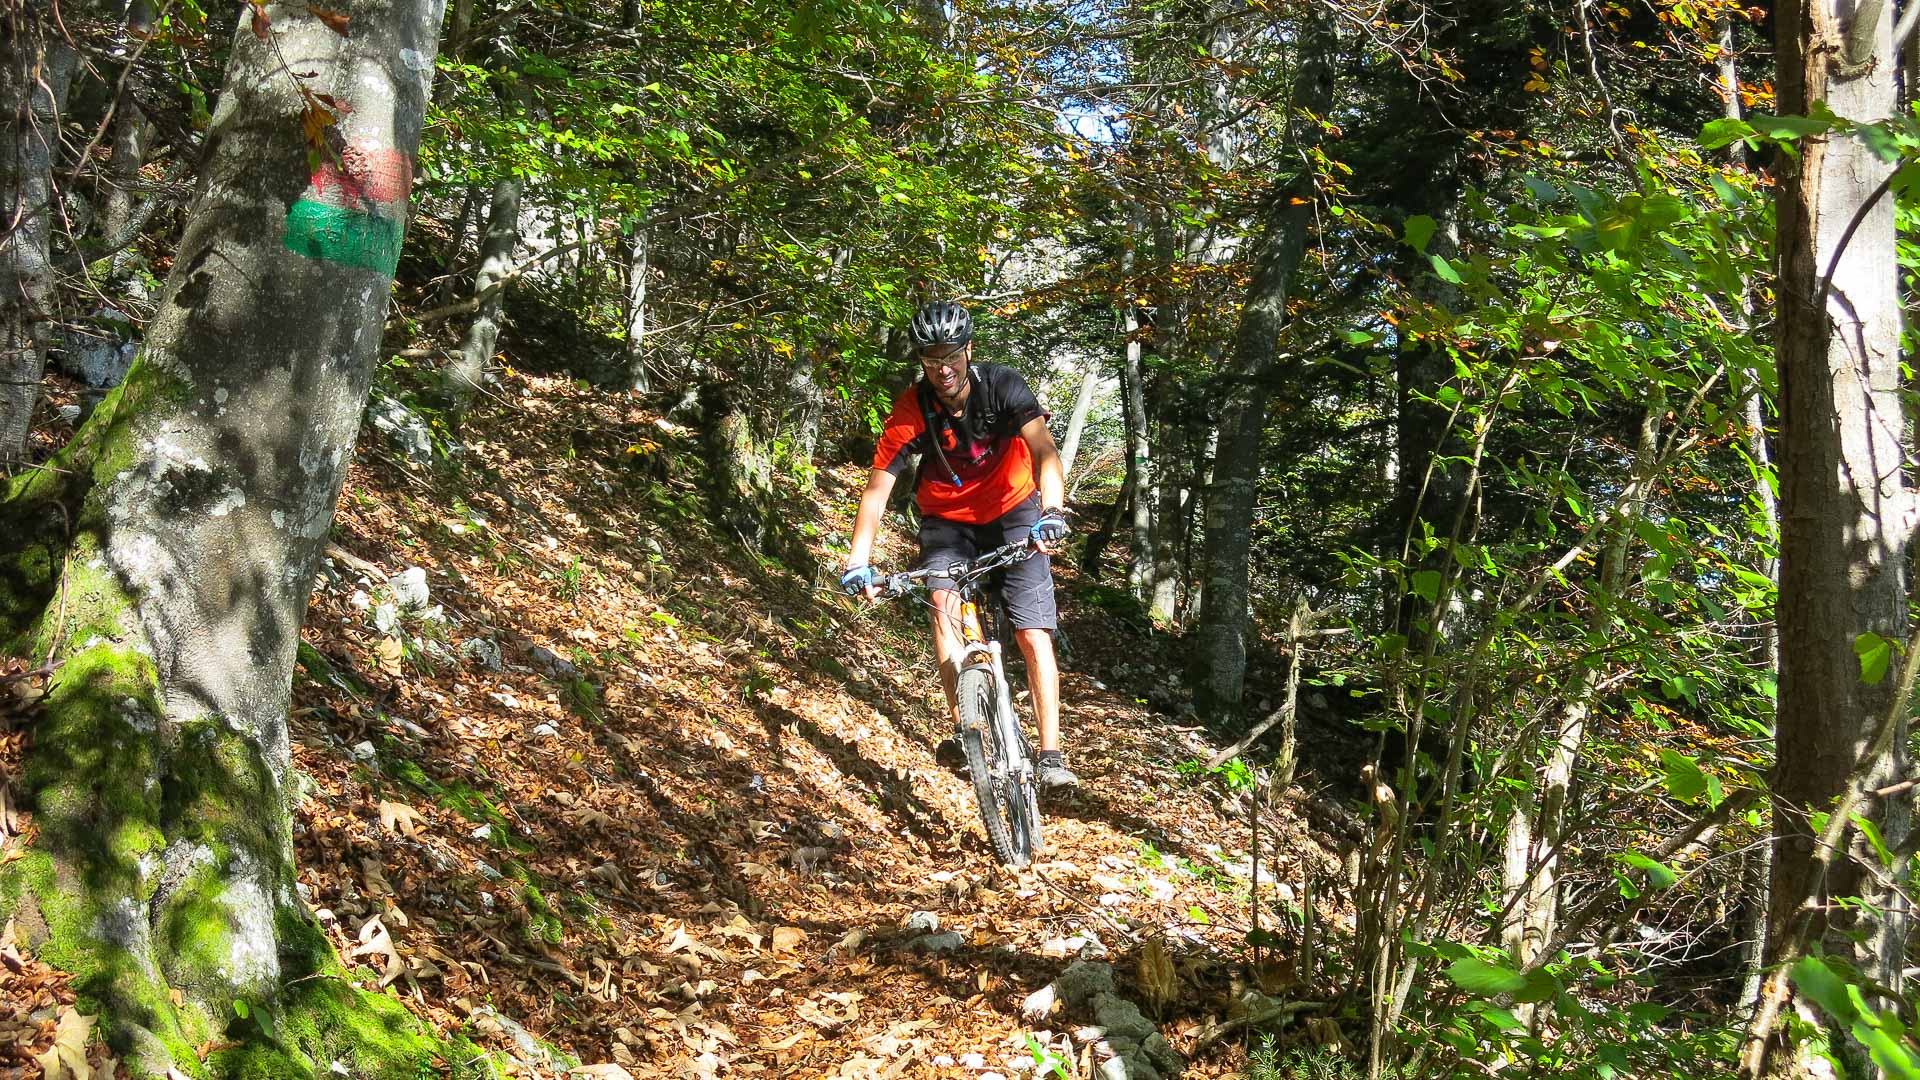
[1030,508,1069,545]
[840,565,876,594]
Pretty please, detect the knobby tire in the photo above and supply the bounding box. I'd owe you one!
[957,665,1039,867]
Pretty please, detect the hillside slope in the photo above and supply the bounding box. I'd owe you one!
[9,371,1349,1079]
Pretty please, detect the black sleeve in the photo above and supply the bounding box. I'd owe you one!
[989,365,1047,434]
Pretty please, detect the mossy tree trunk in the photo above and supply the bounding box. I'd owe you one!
[1,3,452,1077]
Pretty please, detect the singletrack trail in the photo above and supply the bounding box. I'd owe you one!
[280,372,1346,1078]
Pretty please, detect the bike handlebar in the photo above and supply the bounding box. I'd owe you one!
[861,540,1041,598]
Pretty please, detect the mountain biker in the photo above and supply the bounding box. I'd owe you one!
[841,300,1079,790]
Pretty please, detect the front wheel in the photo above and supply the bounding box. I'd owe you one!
[957,665,1041,867]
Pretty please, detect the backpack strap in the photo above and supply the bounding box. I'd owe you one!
[916,380,964,489]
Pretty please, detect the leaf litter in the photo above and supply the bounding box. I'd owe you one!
[9,368,1348,1078]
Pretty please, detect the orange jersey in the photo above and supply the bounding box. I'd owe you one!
[871,363,1049,524]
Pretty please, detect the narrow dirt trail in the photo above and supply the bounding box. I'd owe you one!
[277,373,1347,1079]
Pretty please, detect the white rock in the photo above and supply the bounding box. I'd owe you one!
[392,566,430,609]
[902,911,941,933]
[1098,893,1126,907]
[932,1056,955,1068]
[461,638,503,670]
[348,589,372,611]
[490,692,520,710]
[532,723,559,738]
[349,740,376,761]
[959,1053,987,1070]
[371,603,400,633]
[1020,983,1056,1023]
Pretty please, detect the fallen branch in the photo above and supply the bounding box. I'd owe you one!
[404,238,593,326]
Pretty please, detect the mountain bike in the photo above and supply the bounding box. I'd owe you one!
[857,541,1043,867]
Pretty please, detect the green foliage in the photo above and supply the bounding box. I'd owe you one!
[1790,955,1920,1075]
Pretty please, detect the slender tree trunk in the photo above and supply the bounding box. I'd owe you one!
[1720,15,1777,1016]
[435,179,480,303]
[1391,198,1467,647]
[1754,0,1910,1068]
[1504,395,1663,1026]
[1191,26,1331,722]
[1148,393,1187,624]
[1057,355,1098,481]
[97,0,153,280]
[442,171,522,410]
[624,220,651,392]
[1122,315,1153,598]
[0,6,74,468]
[0,5,450,1072]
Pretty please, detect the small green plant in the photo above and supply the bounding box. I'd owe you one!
[1025,1034,1071,1080]
[1250,1040,1372,1080]
[554,556,586,601]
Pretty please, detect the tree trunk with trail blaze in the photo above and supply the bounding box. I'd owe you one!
[0,5,478,1076]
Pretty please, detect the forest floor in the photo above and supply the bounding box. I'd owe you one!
[5,370,1359,1080]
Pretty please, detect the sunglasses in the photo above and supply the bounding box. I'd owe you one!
[918,345,969,371]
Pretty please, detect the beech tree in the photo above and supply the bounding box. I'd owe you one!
[0,3,463,1074]
[1748,0,1911,1068]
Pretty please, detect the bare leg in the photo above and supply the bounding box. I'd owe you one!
[1015,627,1061,752]
[929,587,964,726]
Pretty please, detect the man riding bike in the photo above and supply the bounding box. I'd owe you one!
[841,300,1079,790]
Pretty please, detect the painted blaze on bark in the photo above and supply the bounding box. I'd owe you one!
[1,2,451,1076]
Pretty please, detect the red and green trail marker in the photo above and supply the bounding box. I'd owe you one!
[283,144,411,275]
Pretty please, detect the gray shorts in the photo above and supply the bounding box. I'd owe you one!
[916,494,1058,631]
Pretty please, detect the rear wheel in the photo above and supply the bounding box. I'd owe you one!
[956,665,1040,867]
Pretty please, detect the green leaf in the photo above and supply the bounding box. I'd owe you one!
[1404,214,1439,254]
[1791,955,1858,1025]
[1706,108,1759,146]
[1621,852,1678,890]
[233,998,250,1019]
[1511,968,1561,1004]
[1411,570,1443,604]
[1446,957,1529,996]
[1855,631,1893,685]
[1658,748,1708,804]
[1747,111,1836,139]
[1429,253,1463,285]
[1859,120,1904,163]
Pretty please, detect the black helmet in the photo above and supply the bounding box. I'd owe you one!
[908,301,972,349]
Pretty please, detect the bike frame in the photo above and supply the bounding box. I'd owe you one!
[873,543,1039,813]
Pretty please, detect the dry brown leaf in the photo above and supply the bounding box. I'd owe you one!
[1137,935,1179,1014]
[360,857,393,898]
[571,1066,637,1080]
[571,807,614,829]
[248,0,270,39]
[771,926,805,953]
[379,800,423,838]
[307,5,352,34]
[350,915,403,986]
[375,635,405,676]
[34,1006,95,1080]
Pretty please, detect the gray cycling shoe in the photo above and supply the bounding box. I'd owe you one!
[1035,750,1079,790]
